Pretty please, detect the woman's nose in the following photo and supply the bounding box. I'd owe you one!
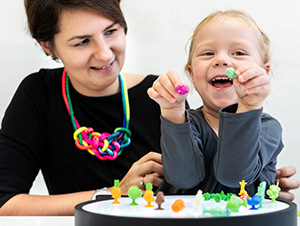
[94,40,112,61]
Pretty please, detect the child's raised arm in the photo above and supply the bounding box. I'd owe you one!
[147,70,189,124]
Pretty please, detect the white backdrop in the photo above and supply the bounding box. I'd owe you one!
[1,0,300,207]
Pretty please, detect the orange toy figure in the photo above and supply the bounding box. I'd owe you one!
[171,199,185,212]
[239,193,250,201]
[111,179,121,204]
[143,182,155,207]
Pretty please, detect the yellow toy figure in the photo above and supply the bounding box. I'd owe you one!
[111,179,121,204]
[238,180,249,196]
[143,182,155,207]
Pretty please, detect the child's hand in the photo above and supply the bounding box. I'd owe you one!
[147,70,189,123]
[233,63,270,113]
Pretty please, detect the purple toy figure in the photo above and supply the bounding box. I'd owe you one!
[175,85,189,95]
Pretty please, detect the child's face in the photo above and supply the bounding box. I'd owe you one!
[188,17,266,113]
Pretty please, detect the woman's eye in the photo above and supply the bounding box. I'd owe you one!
[105,29,117,36]
[74,39,90,47]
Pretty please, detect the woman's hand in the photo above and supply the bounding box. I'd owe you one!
[276,165,300,201]
[118,152,164,195]
[148,70,189,123]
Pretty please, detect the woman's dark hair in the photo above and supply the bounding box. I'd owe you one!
[24,0,127,59]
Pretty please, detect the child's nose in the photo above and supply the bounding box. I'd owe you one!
[213,54,232,67]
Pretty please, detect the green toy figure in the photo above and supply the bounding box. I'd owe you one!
[226,196,247,212]
[266,182,281,204]
[128,186,142,206]
[203,207,231,217]
[255,181,266,208]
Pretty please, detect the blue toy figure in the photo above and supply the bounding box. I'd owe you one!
[247,196,261,210]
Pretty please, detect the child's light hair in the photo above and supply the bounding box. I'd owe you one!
[185,10,270,74]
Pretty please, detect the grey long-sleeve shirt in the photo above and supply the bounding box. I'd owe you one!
[160,104,283,196]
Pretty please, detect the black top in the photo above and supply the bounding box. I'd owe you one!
[0,68,161,207]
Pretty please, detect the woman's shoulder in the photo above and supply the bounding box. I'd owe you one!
[18,67,63,92]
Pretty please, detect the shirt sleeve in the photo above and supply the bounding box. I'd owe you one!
[214,104,283,187]
[0,73,48,208]
[160,111,206,189]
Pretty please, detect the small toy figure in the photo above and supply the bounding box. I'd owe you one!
[155,191,165,210]
[239,180,249,197]
[239,192,250,201]
[203,192,211,201]
[175,85,189,95]
[203,207,231,217]
[255,181,266,208]
[192,190,204,213]
[127,186,142,206]
[171,199,185,212]
[267,181,281,203]
[143,182,155,207]
[247,196,261,210]
[226,196,247,212]
[213,193,222,203]
[225,67,238,79]
[111,179,121,204]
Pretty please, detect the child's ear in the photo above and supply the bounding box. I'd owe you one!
[36,40,52,56]
[187,66,195,83]
[264,62,271,74]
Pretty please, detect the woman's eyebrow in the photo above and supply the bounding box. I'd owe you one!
[67,22,118,42]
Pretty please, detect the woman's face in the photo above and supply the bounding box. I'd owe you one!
[42,9,126,96]
[188,18,267,114]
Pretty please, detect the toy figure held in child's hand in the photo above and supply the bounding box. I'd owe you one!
[155,191,165,210]
[255,181,266,208]
[111,179,121,204]
[143,182,155,207]
[225,67,238,79]
[171,199,185,212]
[175,85,189,95]
[267,182,281,203]
[247,195,261,210]
[192,190,204,213]
[128,186,142,206]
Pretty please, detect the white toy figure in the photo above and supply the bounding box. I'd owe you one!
[192,190,204,213]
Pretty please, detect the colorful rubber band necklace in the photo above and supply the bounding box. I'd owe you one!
[62,69,131,161]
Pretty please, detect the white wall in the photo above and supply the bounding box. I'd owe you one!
[1,0,300,206]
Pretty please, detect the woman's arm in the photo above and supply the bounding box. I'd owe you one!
[0,191,94,216]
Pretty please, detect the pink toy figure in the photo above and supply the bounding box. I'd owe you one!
[175,85,189,95]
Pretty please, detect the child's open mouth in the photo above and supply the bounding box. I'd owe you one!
[210,77,233,88]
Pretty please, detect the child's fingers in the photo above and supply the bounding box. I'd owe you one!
[152,71,184,103]
[235,63,266,83]
[240,74,270,94]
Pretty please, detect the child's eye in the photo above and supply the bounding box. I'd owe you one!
[203,52,214,56]
[233,51,245,56]
[74,38,90,47]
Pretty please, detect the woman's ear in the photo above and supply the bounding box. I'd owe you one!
[36,40,51,56]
